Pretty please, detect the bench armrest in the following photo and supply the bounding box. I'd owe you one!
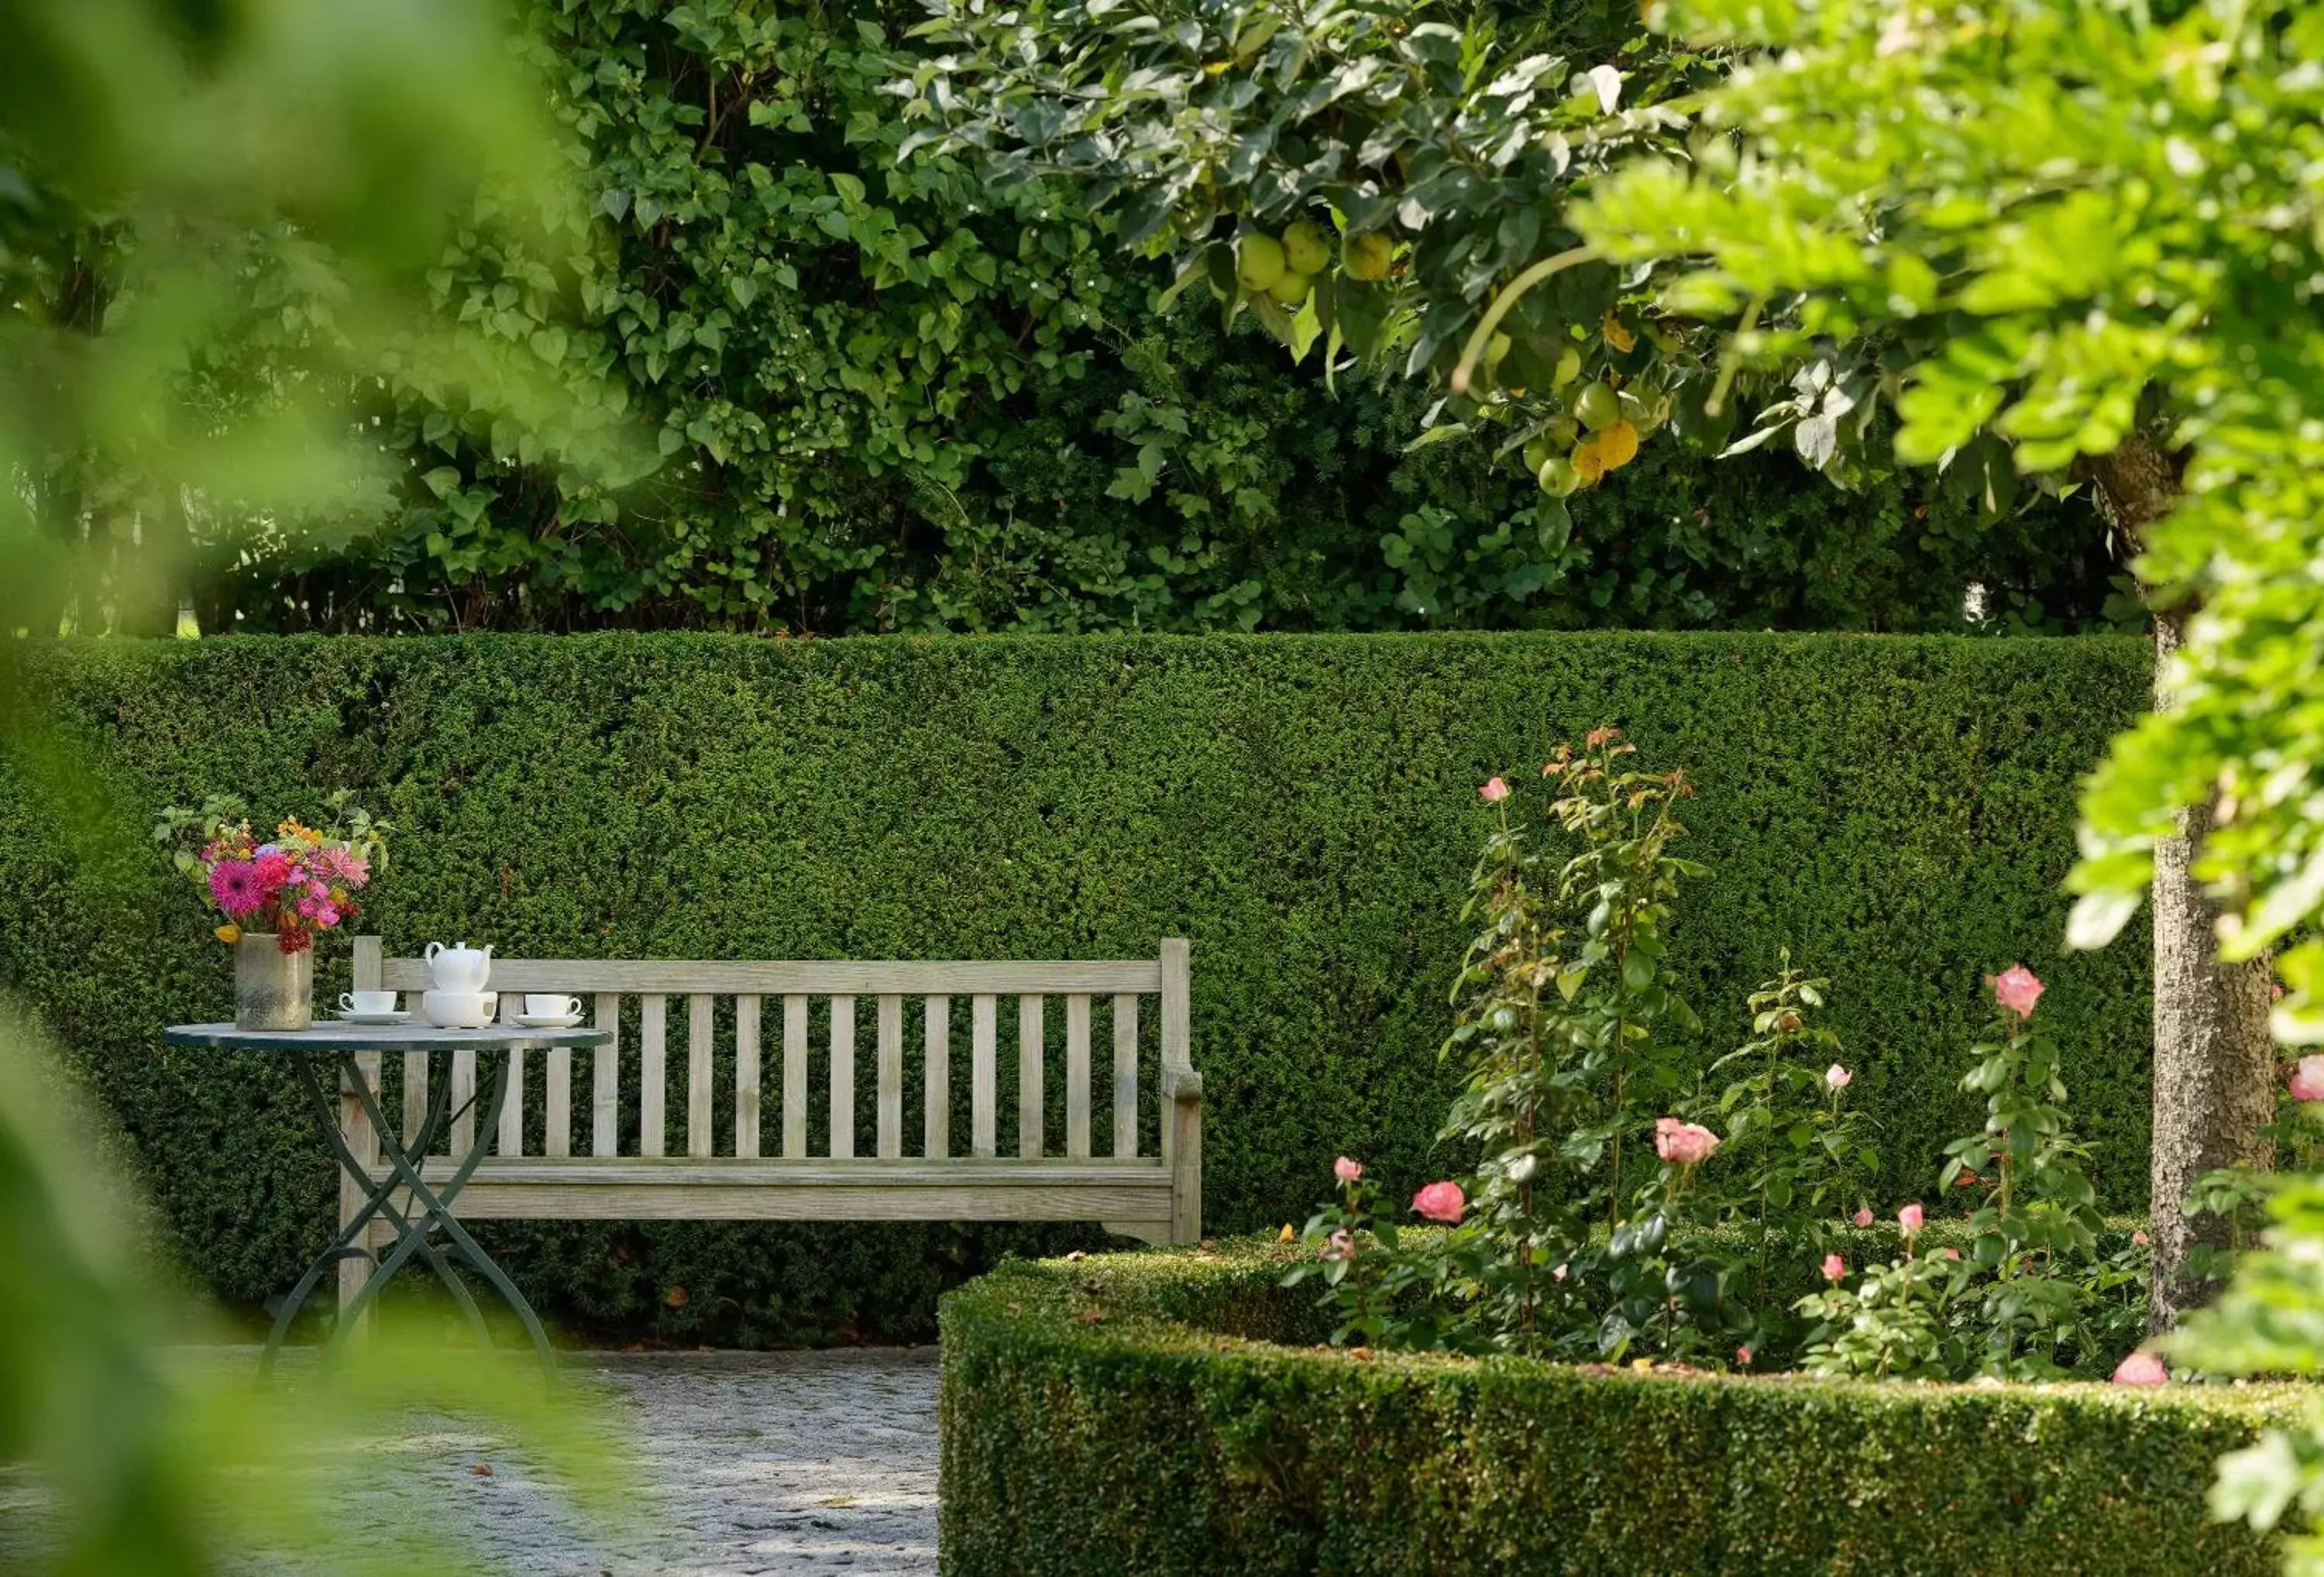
[1161,1063,1203,1104]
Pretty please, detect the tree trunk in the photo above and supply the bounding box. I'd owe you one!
[2083,438,2278,1333]
[2146,608,2278,1331]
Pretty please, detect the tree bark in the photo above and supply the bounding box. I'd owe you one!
[2146,607,2278,1330]
[2083,438,2278,1333]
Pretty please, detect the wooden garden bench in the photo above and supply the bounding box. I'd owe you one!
[334,938,1202,1309]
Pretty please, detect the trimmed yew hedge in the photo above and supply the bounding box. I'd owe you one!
[940,1243,2295,1576]
[0,631,2149,1342]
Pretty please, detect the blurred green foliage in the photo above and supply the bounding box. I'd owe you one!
[2,2,624,1569]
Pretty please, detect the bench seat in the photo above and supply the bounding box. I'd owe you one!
[363,1156,1177,1228]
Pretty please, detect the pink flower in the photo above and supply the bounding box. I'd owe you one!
[1898,1202,1926,1236]
[1939,1247,1961,1261]
[1334,1156,1363,1184]
[2113,1350,2169,1386]
[1821,1253,1847,1283]
[1325,1228,1354,1261]
[1993,964,2044,1019]
[1479,776,1510,803]
[1736,1345,1753,1367]
[2291,1056,2324,1103]
[1654,1117,1721,1167]
[1825,1064,1852,1090]
[2132,1228,2150,1246]
[1412,1180,1465,1225]
[208,860,264,918]
[314,905,341,929]
[324,846,370,886]
[1851,1207,1874,1228]
[250,850,293,895]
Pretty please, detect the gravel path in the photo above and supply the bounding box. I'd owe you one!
[4,1347,942,1576]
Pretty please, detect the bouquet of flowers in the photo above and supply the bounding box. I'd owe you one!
[157,791,390,953]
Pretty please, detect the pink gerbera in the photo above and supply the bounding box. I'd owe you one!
[208,859,264,917]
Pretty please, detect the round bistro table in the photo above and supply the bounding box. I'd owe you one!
[164,1021,610,1379]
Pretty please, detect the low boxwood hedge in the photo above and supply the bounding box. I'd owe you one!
[939,1241,2299,1575]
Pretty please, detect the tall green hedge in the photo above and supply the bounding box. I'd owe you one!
[939,1242,2293,1576]
[0,630,2150,1342]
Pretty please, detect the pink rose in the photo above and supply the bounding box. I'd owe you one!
[2132,1229,2150,1246]
[1824,1064,1851,1090]
[2291,1056,2324,1103]
[1939,1247,1961,1261]
[1479,776,1511,803]
[1736,1344,1753,1366]
[1325,1228,1354,1261]
[1821,1253,1847,1283]
[1653,1116,1721,1167]
[2112,1350,2168,1386]
[1993,964,2044,1019]
[1898,1202,1925,1236]
[1334,1156,1363,1184]
[1851,1207,1874,1228]
[1412,1180,1465,1225]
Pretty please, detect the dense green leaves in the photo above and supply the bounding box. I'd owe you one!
[943,1241,2296,1576]
[2,629,2154,1341]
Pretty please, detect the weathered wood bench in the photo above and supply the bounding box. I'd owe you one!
[334,938,1202,1309]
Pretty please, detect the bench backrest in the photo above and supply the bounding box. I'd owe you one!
[355,937,1191,1164]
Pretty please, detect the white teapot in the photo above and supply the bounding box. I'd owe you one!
[424,940,493,994]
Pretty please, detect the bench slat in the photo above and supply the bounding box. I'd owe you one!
[497,993,525,1156]
[971,995,996,1158]
[1066,994,1091,1160]
[687,993,713,1159]
[592,991,619,1157]
[382,958,1163,996]
[782,994,807,1158]
[404,1049,429,1149]
[924,995,950,1158]
[877,995,903,1160]
[1018,994,1043,1160]
[1113,994,1139,1159]
[829,995,855,1159]
[546,1036,571,1160]
[451,1046,476,1156]
[735,995,761,1160]
[641,994,666,1158]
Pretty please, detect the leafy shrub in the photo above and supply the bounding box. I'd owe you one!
[82,2,2119,640]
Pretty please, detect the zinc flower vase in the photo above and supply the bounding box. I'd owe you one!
[235,933,312,1031]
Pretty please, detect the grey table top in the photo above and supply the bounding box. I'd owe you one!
[163,1022,613,1053]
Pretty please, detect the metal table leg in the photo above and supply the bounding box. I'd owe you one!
[265,1043,556,1382]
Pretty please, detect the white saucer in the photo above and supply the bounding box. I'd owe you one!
[516,1013,585,1029]
[337,1012,411,1026]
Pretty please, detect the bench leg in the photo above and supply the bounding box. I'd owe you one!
[1164,1080,1202,1246]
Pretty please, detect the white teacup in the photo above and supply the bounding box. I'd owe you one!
[341,990,399,1015]
[524,995,583,1020]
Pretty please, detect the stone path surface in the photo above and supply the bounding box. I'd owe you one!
[3,1346,942,1575]
[367,1347,941,1575]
